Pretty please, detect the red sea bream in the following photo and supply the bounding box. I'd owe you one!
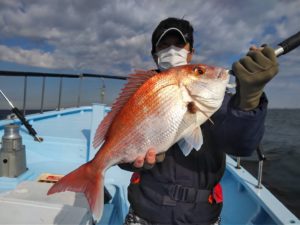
[47,64,230,221]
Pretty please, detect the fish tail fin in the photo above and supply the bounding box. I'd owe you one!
[47,162,105,221]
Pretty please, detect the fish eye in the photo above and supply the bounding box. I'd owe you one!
[194,66,206,75]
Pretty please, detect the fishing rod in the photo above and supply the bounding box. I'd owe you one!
[229,30,300,76]
[274,31,300,56]
[0,89,43,142]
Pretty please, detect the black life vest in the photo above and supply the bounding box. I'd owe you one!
[128,120,226,225]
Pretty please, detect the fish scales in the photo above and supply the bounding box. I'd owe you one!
[107,77,185,163]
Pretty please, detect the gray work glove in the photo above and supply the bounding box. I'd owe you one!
[232,46,279,110]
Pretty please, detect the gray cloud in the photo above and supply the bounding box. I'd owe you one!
[0,45,64,68]
[1,0,299,73]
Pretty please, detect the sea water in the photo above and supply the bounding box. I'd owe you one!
[241,109,300,218]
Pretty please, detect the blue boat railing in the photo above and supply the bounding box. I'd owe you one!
[0,70,127,115]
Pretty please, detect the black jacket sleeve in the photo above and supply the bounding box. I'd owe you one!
[209,92,268,156]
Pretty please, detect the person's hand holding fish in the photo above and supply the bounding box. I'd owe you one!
[133,148,165,169]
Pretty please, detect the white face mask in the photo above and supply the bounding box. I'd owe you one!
[156,45,189,71]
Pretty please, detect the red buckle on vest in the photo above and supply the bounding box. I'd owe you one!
[208,183,223,204]
[130,172,141,184]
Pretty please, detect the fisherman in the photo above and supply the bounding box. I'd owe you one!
[120,17,278,225]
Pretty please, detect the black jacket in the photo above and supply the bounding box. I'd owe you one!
[120,93,268,225]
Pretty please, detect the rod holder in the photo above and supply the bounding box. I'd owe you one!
[236,157,241,169]
[257,160,264,189]
[256,144,266,189]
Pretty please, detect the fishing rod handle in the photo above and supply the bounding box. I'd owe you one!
[276,31,300,56]
[11,108,37,135]
[229,31,300,76]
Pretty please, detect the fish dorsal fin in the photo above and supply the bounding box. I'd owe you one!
[178,127,203,156]
[93,70,157,148]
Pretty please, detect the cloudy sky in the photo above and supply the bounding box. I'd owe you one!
[0,0,300,109]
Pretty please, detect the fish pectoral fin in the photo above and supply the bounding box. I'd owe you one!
[185,127,203,151]
[178,139,194,156]
[178,127,203,156]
